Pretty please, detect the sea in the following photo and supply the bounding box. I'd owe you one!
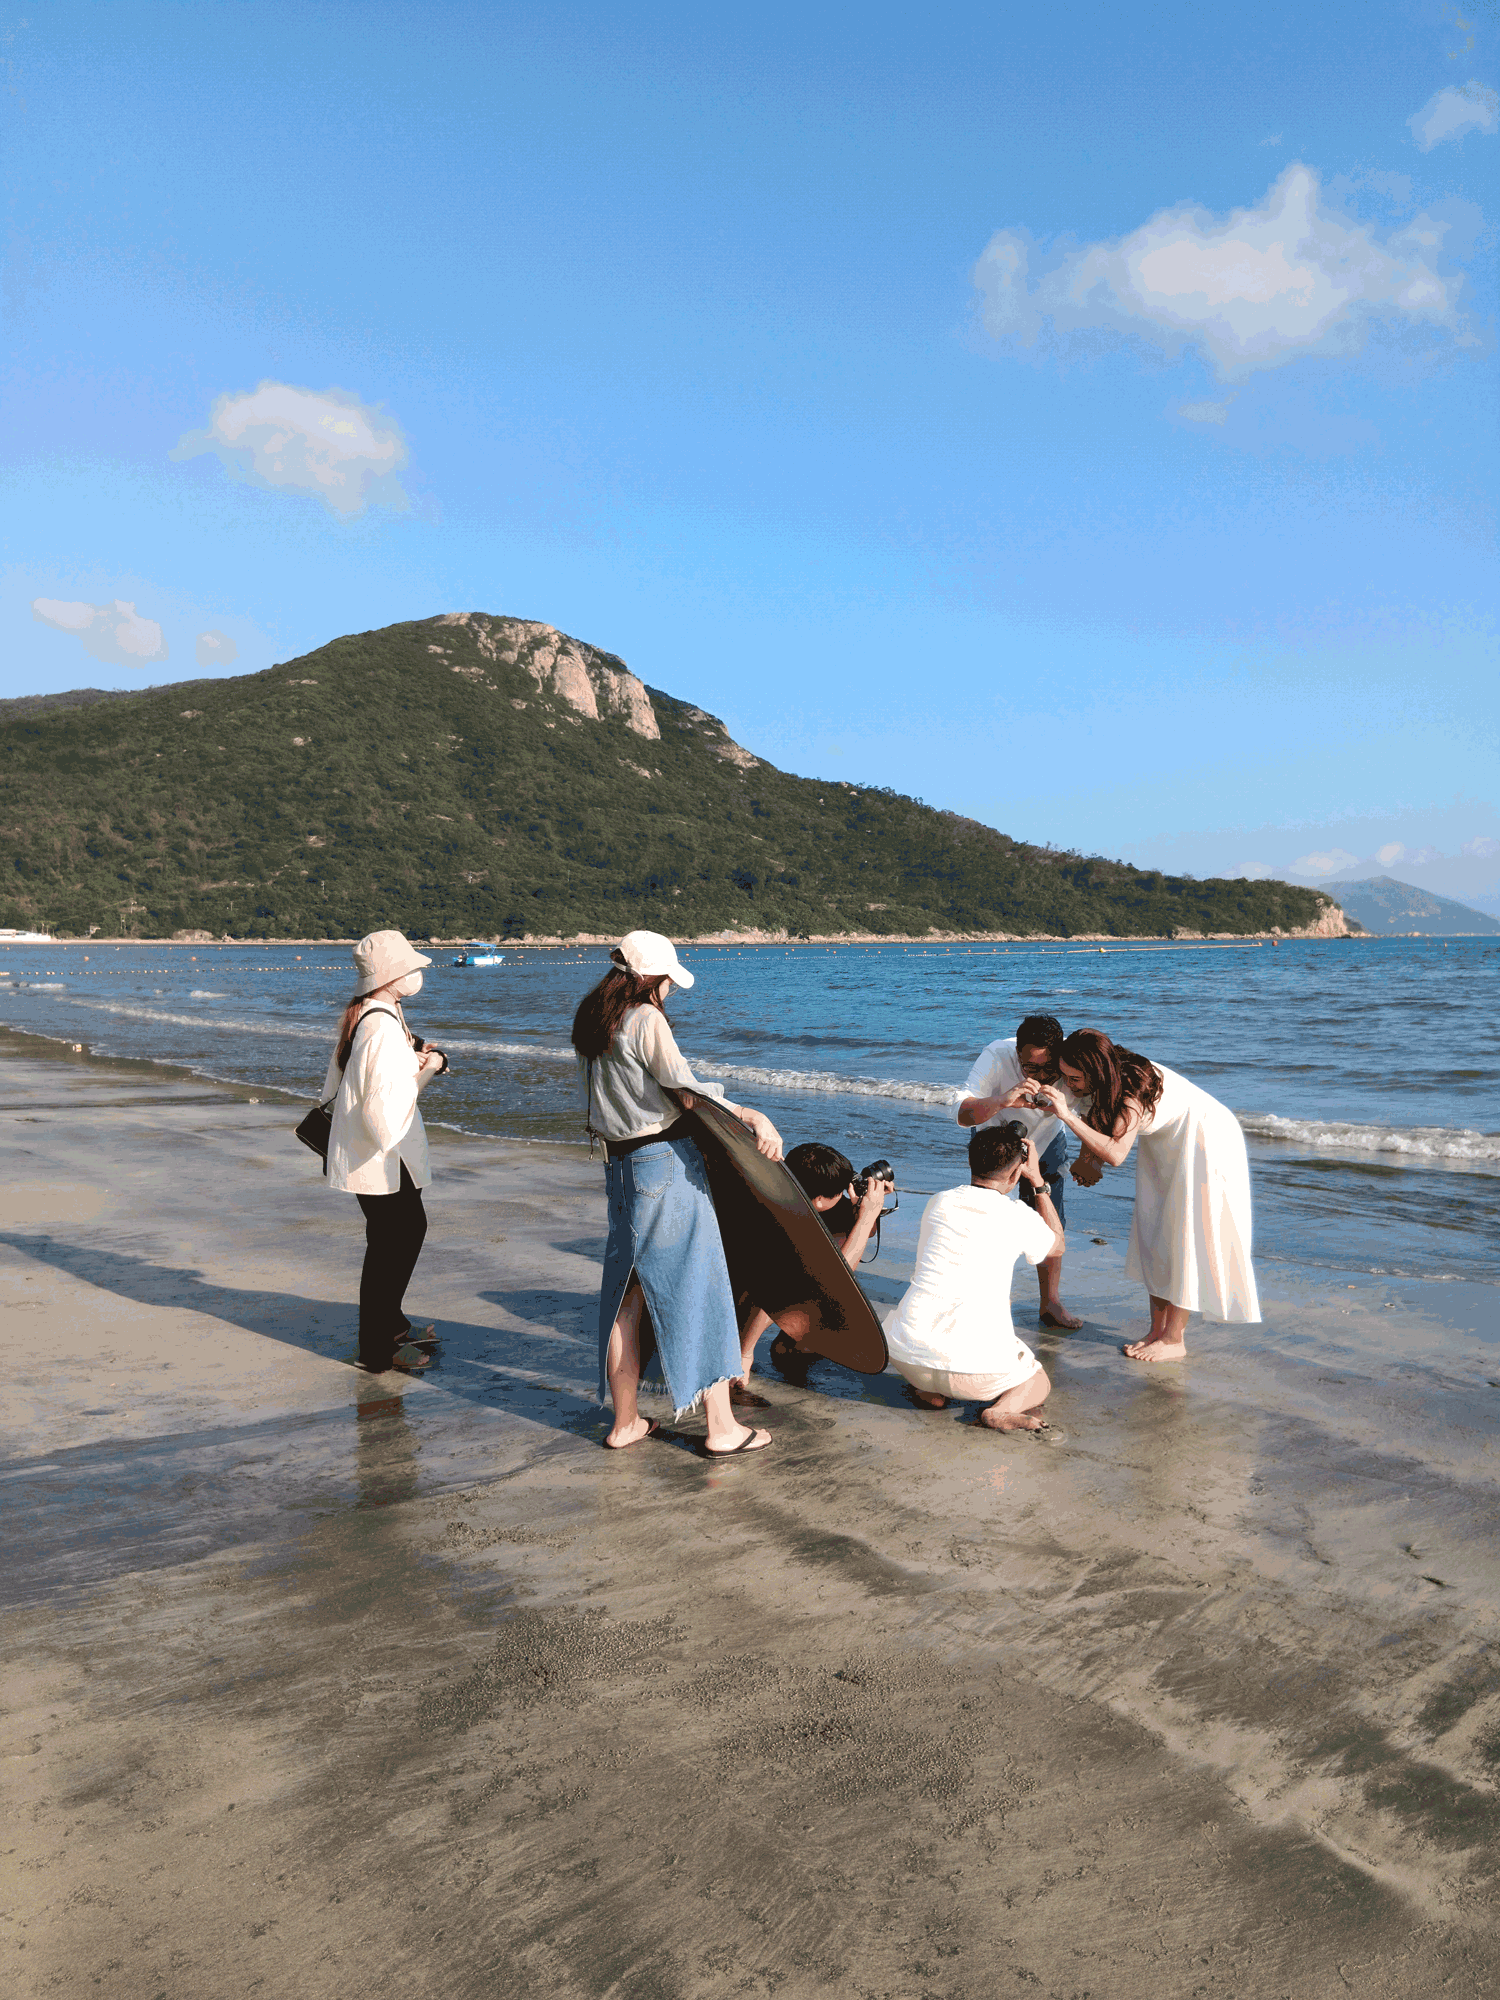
[2,936,1496,1293]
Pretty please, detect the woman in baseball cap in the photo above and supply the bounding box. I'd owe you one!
[320,930,448,1374]
[572,930,782,1457]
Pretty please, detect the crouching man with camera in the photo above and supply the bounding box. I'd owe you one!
[736,1142,896,1393]
[882,1123,1062,1433]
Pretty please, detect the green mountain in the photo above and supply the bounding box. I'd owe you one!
[1,612,1345,941]
[1329,876,1500,937]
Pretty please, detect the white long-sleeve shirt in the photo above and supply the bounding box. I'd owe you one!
[578,1004,725,1142]
[320,1005,431,1194]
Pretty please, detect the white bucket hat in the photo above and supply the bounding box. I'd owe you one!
[612,929,694,990]
[352,929,432,996]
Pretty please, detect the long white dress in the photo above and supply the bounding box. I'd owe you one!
[1124,1066,1260,1323]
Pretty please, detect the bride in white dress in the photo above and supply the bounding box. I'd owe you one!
[1034,1029,1260,1362]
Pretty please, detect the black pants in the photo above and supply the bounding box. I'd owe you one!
[354,1163,428,1371]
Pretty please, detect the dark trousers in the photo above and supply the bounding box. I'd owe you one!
[354,1163,428,1371]
[1018,1129,1068,1232]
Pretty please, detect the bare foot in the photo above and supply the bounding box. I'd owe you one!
[1123,1337,1187,1363]
[604,1415,658,1448]
[977,1406,1047,1432]
[1039,1303,1083,1330]
[908,1387,947,1408]
[700,1425,772,1456]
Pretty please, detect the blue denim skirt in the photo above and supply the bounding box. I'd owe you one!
[598,1132,743,1417]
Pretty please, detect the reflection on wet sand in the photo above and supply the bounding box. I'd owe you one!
[355,1394,420,1510]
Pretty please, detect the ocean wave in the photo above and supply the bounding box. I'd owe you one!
[1240,1112,1500,1168]
[71,1000,331,1041]
[439,1037,964,1103]
[190,989,229,998]
[692,1058,965,1106]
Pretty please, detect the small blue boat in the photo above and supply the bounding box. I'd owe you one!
[451,942,505,967]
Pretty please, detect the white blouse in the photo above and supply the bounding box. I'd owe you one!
[578,1004,725,1141]
[320,1005,431,1195]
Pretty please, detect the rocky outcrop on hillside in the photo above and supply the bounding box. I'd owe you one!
[1287,899,1358,938]
[435,613,660,738]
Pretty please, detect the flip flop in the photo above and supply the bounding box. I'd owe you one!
[403,1323,441,1347]
[603,1418,660,1450]
[383,1342,432,1374]
[695,1429,773,1459]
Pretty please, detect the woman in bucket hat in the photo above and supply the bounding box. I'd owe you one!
[571,931,782,1456]
[321,930,448,1374]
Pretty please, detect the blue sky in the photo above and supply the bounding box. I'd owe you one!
[4,1,1497,906]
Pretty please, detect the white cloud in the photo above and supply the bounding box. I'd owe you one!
[172,382,409,516]
[1374,840,1406,867]
[1408,82,1498,152]
[196,630,239,666]
[974,164,1466,379]
[1287,847,1359,878]
[32,598,168,668]
[1176,397,1233,425]
[1462,836,1500,859]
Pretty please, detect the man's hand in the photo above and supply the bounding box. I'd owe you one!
[1070,1150,1104,1187]
[1019,1140,1046,1189]
[856,1176,888,1221]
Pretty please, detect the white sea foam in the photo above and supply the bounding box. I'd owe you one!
[74,1000,330,1041]
[692,1058,965,1106]
[189,989,229,998]
[1239,1111,1500,1169]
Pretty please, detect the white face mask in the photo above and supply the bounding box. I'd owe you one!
[393,970,423,997]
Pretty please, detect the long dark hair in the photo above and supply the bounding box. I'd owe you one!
[571,965,669,1060]
[1060,1029,1163,1138]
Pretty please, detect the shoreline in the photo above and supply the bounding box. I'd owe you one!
[6,926,1380,947]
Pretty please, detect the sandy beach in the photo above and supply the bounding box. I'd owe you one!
[4,1031,1499,1998]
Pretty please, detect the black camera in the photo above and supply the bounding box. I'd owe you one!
[999,1121,1031,1153]
[851,1158,898,1211]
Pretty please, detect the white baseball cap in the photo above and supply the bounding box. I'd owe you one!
[352,929,432,995]
[611,929,694,990]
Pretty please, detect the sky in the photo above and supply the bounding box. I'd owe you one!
[3,1,1497,908]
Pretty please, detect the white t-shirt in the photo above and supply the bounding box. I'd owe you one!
[883,1184,1057,1375]
[961,1036,1079,1155]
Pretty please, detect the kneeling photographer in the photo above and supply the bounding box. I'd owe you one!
[735,1141,897,1395]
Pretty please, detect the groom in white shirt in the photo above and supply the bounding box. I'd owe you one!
[958,1011,1082,1330]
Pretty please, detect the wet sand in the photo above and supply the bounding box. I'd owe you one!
[4,1037,1499,1997]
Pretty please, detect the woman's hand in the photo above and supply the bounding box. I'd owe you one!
[739,1107,783,1161]
[1030,1081,1068,1115]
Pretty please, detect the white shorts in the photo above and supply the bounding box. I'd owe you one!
[893,1339,1040,1404]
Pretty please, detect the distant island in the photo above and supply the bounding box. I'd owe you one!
[1328,876,1500,937]
[1,613,1352,942]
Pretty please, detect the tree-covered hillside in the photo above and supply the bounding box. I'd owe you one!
[1,612,1341,940]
